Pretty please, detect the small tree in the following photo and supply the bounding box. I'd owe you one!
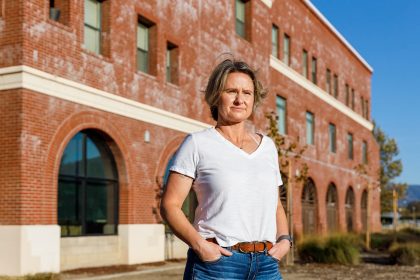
[266,112,308,183]
[266,111,309,265]
[373,122,407,213]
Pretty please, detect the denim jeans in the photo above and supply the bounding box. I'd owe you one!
[183,247,283,280]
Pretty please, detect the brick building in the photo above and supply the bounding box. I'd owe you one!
[0,0,380,276]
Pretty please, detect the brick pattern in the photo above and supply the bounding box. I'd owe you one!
[0,0,381,234]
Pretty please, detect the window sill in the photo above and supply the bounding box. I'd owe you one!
[165,81,180,89]
[235,33,252,45]
[46,18,74,33]
[135,70,157,81]
[81,48,113,64]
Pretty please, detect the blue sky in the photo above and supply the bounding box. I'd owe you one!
[310,0,420,185]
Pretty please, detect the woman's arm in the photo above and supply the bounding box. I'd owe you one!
[268,196,291,260]
[160,172,232,261]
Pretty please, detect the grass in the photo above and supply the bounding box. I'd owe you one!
[298,234,360,265]
[368,227,420,251]
[389,242,420,266]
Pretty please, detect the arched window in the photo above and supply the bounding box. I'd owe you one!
[326,183,338,233]
[58,130,118,237]
[302,178,317,235]
[345,187,355,232]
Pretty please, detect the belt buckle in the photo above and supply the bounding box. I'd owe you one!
[238,242,247,253]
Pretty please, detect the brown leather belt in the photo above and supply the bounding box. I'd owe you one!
[206,238,273,253]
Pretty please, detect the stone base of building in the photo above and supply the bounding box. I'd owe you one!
[165,232,189,259]
[0,224,166,276]
[0,225,60,276]
[61,224,165,270]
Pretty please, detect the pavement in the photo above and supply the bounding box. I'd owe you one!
[60,261,187,280]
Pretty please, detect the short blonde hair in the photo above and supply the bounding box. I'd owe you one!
[204,59,267,121]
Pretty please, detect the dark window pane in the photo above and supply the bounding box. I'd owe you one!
[59,133,83,176]
[86,136,117,179]
[137,49,149,73]
[58,180,82,236]
[85,181,116,235]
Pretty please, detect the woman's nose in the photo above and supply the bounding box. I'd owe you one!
[234,92,244,104]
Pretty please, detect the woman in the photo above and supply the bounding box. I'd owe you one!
[160,59,292,280]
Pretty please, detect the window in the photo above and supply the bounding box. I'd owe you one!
[49,0,70,25]
[351,88,355,110]
[58,130,118,237]
[362,141,368,164]
[345,84,350,106]
[166,42,179,84]
[365,99,369,119]
[235,0,247,39]
[276,96,286,135]
[361,96,365,117]
[283,34,290,65]
[347,133,353,160]
[271,25,279,58]
[329,123,336,153]
[302,50,308,78]
[311,57,317,84]
[84,0,102,54]
[333,74,338,98]
[137,21,149,73]
[326,69,331,94]
[306,111,314,145]
[136,16,158,74]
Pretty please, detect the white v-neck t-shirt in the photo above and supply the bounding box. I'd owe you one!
[169,127,283,247]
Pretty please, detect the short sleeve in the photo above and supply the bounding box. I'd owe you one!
[169,134,199,179]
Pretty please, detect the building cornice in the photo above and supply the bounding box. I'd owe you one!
[259,0,272,8]
[303,0,373,73]
[270,56,374,131]
[0,65,211,133]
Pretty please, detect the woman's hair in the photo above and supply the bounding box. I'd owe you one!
[204,58,268,121]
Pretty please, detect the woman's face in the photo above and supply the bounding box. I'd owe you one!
[217,72,255,124]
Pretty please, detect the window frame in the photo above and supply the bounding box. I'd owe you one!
[166,42,179,85]
[347,132,354,160]
[333,74,338,98]
[326,68,331,94]
[311,56,317,84]
[235,0,249,40]
[276,95,287,135]
[83,0,102,54]
[271,24,279,58]
[283,33,291,66]
[306,111,315,145]
[58,131,119,237]
[362,141,368,164]
[329,123,336,153]
[302,49,308,78]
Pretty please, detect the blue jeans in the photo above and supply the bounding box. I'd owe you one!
[183,247,283,280]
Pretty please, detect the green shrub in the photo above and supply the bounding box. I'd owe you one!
[298,234,360,265]
[297,237,326,263]
[368,229,420,251]
[390,243,420,266]
[369,232,394,251]
[324,235,360,265]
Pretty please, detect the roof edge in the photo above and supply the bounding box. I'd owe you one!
[303,0,374,73]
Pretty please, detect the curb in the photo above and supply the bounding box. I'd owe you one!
[72,264,185,280]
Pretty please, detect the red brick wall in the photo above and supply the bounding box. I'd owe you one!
[0,0,381,232]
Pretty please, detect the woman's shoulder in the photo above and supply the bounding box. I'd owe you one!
[189,127,214,139]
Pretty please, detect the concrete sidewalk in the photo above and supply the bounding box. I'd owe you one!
[60,261,186,280]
